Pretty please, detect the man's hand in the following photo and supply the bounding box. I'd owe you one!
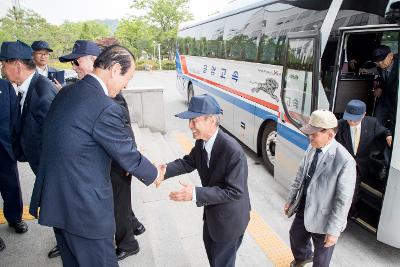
[373,88,382,98]
[154,164,166,188]
[387,136,392,147]
[284,202,291,215]
[324,234,338,247]
[169,181,193,201]
[53,79,62,91]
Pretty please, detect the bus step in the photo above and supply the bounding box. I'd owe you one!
[360,182,383,199]
[359,197,381,212]
[353,217,377,234]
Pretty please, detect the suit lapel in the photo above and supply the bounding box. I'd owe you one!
[342,122,355,155]
[21,72,39,124]
[310,141,337,184]
[208,131,222,172]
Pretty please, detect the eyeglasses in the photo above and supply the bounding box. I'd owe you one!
[71,59,79,66]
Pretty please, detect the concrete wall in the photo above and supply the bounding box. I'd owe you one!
[123,87,165,132]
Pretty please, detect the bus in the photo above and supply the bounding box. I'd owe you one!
[175,0,400,248]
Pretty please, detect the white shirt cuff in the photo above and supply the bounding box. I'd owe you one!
[192,187,197,202]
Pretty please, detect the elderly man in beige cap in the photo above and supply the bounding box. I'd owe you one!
[284,110,356,267]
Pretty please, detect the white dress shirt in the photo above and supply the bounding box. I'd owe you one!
[192,128,219,202]
[36,65,49,77]
[307,140,333,173]
[17,72,35,113]
[88,73,109,96]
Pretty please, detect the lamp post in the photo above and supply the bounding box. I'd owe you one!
[152,41,156,60]
[158,43,162,70]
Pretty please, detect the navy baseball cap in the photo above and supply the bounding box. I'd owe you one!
[31,40,53,52]
[372,45,391,62]
[59,40,100,62]
[0,40,33,61]
[175,94,221,119]
[343,100,366,121]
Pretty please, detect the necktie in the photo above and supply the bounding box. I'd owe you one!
[303,148,322,196]
[17,91,23,113]
[354,127,360,154]
[202,146,209,167]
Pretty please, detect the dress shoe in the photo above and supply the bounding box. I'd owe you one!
[0,237,5,252]
[116,246,140,261]
[290,258,313,267]
[9,221,28,233]
[48,245,61,258]
[133,223,146,236]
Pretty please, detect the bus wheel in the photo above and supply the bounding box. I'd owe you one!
[261,122,277,175]
[187,83,194,105]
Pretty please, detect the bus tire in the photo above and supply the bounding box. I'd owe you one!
[187,83,194,105]
[261,122,277,175]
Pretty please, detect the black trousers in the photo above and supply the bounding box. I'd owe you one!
[203,221,243,267]
[0,143,23,224]
[110,165,140,251]
[289,210,335,267]
[54,228,118,267]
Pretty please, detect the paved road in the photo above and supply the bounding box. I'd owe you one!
[0,70,399,267]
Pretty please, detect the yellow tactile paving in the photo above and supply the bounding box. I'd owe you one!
[175,132,294,267]
[0,206,35,224]
[247,211,294,267]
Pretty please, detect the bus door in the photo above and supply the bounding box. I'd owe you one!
[332,25,400,248]
[275,31,320,189]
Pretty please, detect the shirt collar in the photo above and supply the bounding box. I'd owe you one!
[18,71,35,94]
[350,123,361,132]
[315,139,333,155]
[36,65,48,75]
[88,73,109,96]
[204,128,219,155]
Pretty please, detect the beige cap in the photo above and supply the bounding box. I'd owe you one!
[300,109,338,135]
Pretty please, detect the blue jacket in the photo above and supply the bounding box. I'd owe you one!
[0,79,18,160]
[30,75,158,239]
[16,72,57,173]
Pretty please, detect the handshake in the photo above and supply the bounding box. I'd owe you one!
[154,163,166,188]
[151,163,194,202]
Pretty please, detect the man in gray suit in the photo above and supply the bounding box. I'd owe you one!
[284,110,356,267]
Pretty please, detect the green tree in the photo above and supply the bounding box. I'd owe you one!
[131,0,193,59]
[115,17,156,57]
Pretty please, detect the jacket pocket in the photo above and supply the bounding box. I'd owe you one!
[321,208,330,215]
[93,186,112,200]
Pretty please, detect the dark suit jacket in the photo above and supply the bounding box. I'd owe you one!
[17,72,57,173]
[376,55,398,120]
[336,117,391,180]
[110,93,133,179]
[30,75,157,239]
[0,79,18,161]
[165,129,251,242]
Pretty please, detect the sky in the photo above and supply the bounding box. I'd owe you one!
[0,0,257,26]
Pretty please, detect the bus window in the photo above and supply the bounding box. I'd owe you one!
[203,18,226,58]
[282,37,315,126]
[223,8,263,62]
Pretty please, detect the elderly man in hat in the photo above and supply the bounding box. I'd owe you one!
[336,100,392,216]
[372,45,398,132]
[157,94,251,267]
[31,40,63,90]
[0,40,56,232]
[284,110,356,267]
[59,40,101,80]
